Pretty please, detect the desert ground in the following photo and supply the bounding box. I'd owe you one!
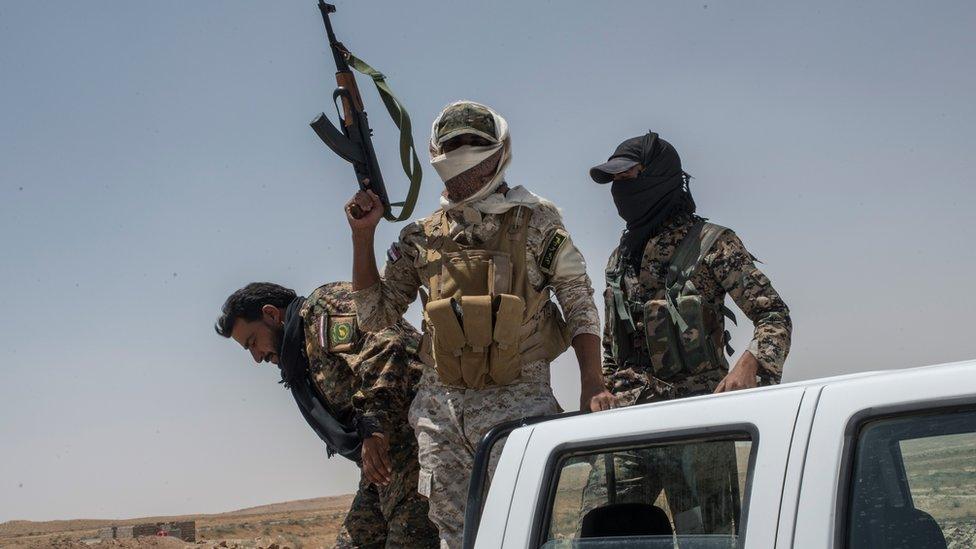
[0,495,353,549]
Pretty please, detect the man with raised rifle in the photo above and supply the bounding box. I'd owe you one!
[346,101,616,548]
[215,281,439,548]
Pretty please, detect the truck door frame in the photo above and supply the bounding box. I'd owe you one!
[790,360,976,548]
[529,424,759,548]
[480,386,807,549]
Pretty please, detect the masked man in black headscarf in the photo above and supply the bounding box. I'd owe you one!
[578,132,793,534]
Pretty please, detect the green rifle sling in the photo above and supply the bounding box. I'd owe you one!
[345,52,422,222]
[608,270,636,336]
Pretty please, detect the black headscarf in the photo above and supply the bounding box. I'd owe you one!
[610,132,695,271]
[278,296,363,462]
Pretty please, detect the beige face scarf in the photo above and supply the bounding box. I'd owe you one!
[431,142,504,188]
[429,102,516,214]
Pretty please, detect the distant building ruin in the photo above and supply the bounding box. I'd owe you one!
[99,520,196,542]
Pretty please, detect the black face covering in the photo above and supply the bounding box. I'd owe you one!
[277,296,362,462]
[609,132,695,270]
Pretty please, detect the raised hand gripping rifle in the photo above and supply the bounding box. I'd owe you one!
[309,1,422,221]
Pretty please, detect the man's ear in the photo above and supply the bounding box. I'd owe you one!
[261,304,281,324]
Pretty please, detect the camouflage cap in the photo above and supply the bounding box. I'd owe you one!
[433,102,498,145]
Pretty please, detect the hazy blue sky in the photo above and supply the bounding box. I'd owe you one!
[1,0,974,522]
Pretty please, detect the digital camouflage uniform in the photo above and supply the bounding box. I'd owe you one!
[579,214,792,534]
[602,213,791,405]
[354,200,601,549]
[300,282,439,549]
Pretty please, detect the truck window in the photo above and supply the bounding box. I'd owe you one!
[847,407,976,549]
[540,435,752,549]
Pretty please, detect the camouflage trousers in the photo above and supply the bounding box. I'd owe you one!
[408,362,562,549]
[335,426,440,549]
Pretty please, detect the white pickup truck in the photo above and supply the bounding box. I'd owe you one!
[463,360,976,549]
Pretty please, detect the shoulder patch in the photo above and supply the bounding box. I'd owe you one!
[387,242,403,263]
[539,229,569,276]
[320,313,358,353]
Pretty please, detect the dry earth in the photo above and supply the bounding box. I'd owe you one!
[0,495,353,549]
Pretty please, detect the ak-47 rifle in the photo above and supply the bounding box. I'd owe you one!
[309,1,422,221]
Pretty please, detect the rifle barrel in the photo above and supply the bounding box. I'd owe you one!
[317,1,348,71]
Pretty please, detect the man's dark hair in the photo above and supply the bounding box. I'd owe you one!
[215,282,297,338]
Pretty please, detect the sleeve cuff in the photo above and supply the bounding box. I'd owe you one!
[747,338,783,379]
[355,413,384,439]
[570,323,602,340]
[351,282,382,306]
[747,338,761,358]
[351,283,385,329]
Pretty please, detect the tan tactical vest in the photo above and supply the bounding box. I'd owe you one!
[419,206,570,388]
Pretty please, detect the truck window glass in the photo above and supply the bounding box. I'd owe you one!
[541,436,752,549]
[847,407,976,548]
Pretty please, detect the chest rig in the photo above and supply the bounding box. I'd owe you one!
[607,221,737,381]
[420,206,570,389]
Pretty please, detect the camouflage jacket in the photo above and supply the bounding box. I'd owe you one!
[353,195,601,342]
[604,214,792,406]
[300,282,424,436]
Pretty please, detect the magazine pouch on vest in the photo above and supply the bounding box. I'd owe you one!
[649,221,734,380]
[642,298,686,379]
[421,206,569,388]
[490,293,526,385]
[425,297,466,386]
[460,295,493,387]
